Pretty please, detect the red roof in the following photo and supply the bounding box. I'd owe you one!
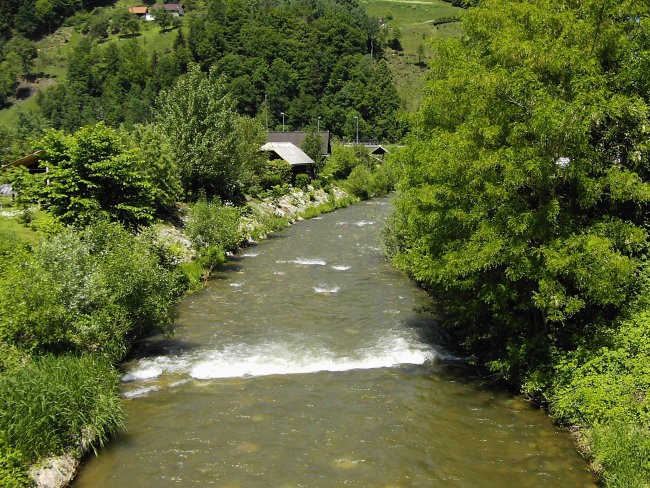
[129,6,148,14]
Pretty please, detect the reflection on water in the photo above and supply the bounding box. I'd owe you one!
[73,197,595,488]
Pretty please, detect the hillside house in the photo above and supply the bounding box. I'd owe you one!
[151,3,184,16]
[128,6,149,19]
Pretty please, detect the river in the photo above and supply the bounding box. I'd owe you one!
[73,196,595,487]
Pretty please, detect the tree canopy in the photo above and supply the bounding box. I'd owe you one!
[390,0,650,383]
[34,122,158,228]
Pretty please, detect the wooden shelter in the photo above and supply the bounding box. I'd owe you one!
[260,142,317,178]
[266,131,331,156]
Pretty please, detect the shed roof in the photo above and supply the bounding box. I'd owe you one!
[151,3,183,11]
[260,142,315,166]
[267,131,330,155]
[129,6,149,14]
[1,151,43,171]
[366,144,388,155]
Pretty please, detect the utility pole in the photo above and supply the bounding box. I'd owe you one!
[317,116,321,133]
[354,115,359,143]
[281,112,285,132]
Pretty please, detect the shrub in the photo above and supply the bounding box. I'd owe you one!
[321,144,364,180]
[199,245,226,272]
[0,355,124,463]
[260,159,291,190]
[185,197,241,253]
[295,173,310,190]
[344,165,373,199]
[0,432,29,488]
[0,222,185,362]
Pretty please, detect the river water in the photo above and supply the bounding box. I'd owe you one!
[73,197,595,487]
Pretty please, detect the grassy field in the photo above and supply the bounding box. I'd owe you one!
[363,0,464,111]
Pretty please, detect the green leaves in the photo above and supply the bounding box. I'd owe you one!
[0,222,185,362]
[36,123,157,228]
[389,0,650,385]
[156,64,241,200]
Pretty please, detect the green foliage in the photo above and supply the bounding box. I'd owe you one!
[322,144,369,180]
[0,222,184,362]
[389,1,650,485]
[2,34,36,77]
[390,0,650,383]
[128,123,182,215]
[0,354,124,463]
[156,64,242,200]
[295,173,310,191]
[260,159,292,191]
[301,131,324,167]
[0,431,29,488]
[32,0,402,141]
[154,7,173,32]
[344,165,373,200]
[591,423,650,488]
[34,123,158,228]
[235,116,267,193]
[185,197,241,254]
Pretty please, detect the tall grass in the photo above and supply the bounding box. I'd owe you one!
[0,354,124,463]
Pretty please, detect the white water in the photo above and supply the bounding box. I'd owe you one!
[122,334,436,384]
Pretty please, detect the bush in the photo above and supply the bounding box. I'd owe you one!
[185,197,241,253]
[0,222,185,362]
[295,173,310,190]
[0,432,29,488]
[0,355,124,464]
[260,159,292,190]
[345,165,373,199]
[199,245,226,272]
[321,144,370,180]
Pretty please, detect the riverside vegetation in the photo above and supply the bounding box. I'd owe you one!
[0,132,394,485]
[2,0,649,487]
[0,0,401,483]
[387,0,650,486]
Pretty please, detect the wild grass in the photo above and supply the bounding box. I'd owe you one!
[0,354,124,463]
[362,0,463,111]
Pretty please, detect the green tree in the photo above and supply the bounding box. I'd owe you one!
[155,64,241,200]
[3,35,36,79]
[154,6,172,32]
[301,130,324,168]
[0,52,21,106]
[35,122,157,228]
[128,123,182,214]
[389,0,650,385]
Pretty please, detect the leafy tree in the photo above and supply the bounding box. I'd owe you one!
[128,123,182,214]
[35,122,157,228]
[234,115,267,192]
[154,6,172,32]
[155,64,241,200]
[0,52,21,106]
[301,130,324,167]
[389,0,650,385]
[2,35,36,79]
[88,14,109,39]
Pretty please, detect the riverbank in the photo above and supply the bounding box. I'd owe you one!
[23,184,355,488]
